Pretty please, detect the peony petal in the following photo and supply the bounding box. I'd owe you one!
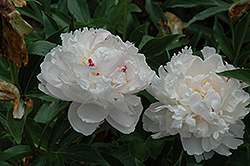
[222,135,243,149]
[202,137,214,152]
[77,103,108,123]
[214,144,232,156]
[68,102,100,136]
[181,135,204,155]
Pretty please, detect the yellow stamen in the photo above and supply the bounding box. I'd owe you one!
[194,88,201,93]
[204,80,208,85]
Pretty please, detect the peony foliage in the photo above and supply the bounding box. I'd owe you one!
[0,0,250,165]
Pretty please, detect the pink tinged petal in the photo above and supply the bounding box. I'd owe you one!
[202,137,214,152]
[68,102,100,136]
[181,135,204,155]
[222,135,243,149]
[77,103,108,123]
[214,144,232,156]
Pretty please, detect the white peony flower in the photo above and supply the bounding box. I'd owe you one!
[37,28,154,136]
[143,46,250,162]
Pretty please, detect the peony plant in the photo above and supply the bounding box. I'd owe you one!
[37,28,154,136]
[143,46,250,162]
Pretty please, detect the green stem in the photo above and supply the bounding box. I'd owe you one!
[123,0,128,41]
[24,124,37,159]
[0,111,6,119]
[37,102,70,153]
[173,149,184,166]
[8,60,19,88]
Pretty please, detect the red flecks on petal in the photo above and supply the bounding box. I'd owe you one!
[121,66,127,73]
[88,59,94,67]
[211,108,215,112]
[96,73,100,76]
[105,38,108,40]
[226,77,230,82]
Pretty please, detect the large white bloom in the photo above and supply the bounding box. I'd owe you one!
[143,46,250,162]
[37,28,154,136]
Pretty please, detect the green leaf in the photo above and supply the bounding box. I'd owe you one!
[145,0,162,24]
[27,40,56,56]
[226,149,247,166]
[135,158,144,166]
[141,34,184,57]
[60,144,110,166]
[19,55,44,95]
[236,51,250,67]
[67,0,90,23]
[93,0,115,19]
[46,26,68,44]
[17,2,43,24]
[26,118,49,150]
[188,31,202,50]
[68,15,76,32]
[118,132,145,143]
[6,109,26,144]
[48,111,81,151]
[129,23,149,47]
[0,161,11,166]
[111,145,136,166]
[43,12,60,38]
[31,153,65,166]
[146,137,166,160]
[129,140,149,162]
[34,101,59,123]
[217,69,250,84]
[234,12,250,62]
[41,0,51,13]
[213,17,234,61]
[164,0,227,8]
[51,10,71,27]
[0,145,31,161]
[188,6,228,25]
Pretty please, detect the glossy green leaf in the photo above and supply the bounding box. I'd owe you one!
[227,149,247,166]
[236,51,250,67]
[129,23,149,47]
[0,145,31,161]
[60,144,110,166]
[234,12,250,61]
[188,31,202,50]
[67,0,90,23]
[19,55,44,95]
[188,6,228,25]
[51,10,71,27]
[17,2,43,24]
[43,12,60,38]
[141,34,184,57]
[217,69,250,84]
[27,40,56,56]
[146,137,166,160]
[213,18,234,61]
[111,145,136,166]
[46,26,67,44]
[34,101,59,123]
[129,140,149,162]
[145,0,162,24]
[100,152,124,166]
[26,118,49,149]
[93,0,115,19]
[49,111,81,151]
[31,153,64,166]
[41,0,51,13]
[6,109,26,144]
